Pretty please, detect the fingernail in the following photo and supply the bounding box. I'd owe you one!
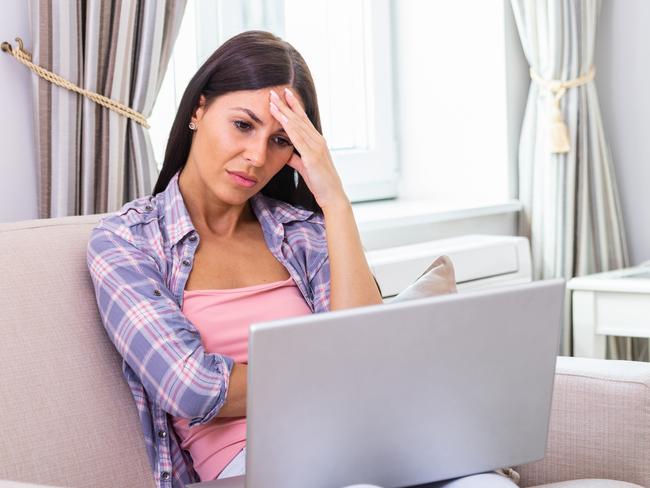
[270,90,279,99]
[270,101,278,111]
[285,87,293,97]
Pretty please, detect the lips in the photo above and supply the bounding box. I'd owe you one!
[226,170,258,188]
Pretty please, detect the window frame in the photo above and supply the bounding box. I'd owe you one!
[326,0,399,202]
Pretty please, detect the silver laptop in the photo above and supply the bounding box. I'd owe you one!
[190,279,565,488]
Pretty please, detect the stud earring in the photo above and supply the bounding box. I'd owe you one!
[189,121,197,131]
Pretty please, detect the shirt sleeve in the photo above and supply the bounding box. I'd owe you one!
[87,226,233,427]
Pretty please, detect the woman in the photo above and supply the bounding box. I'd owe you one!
[87,30,516,487]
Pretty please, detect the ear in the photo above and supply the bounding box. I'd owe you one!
[191,94,207,124]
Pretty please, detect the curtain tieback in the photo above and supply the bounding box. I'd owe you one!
[1,37,149,128]
[530,65,595,154]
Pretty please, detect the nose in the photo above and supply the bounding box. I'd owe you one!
[244,137,268,167]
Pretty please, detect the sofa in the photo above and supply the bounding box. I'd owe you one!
[0,214,648,488]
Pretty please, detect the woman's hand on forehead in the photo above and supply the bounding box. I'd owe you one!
[268,88,347,211]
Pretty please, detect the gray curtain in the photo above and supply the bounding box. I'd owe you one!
[510,0,646,361]
[29,0,187,217]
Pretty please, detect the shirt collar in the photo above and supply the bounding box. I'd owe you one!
[160,170,322,246]
[160,171,196,246]
[250,192,320,226]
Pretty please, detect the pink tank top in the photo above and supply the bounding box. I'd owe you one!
[172,276,312,481]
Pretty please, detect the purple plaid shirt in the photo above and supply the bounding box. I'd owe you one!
[87,171,330,487]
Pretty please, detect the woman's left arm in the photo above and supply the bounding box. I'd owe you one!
[269,88,383,310]
[320,199,383,310]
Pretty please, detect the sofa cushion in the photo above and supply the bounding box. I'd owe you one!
[0,216,155,488]
[530,479,644,488]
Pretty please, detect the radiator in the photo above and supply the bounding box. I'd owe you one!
[366,235,532,298]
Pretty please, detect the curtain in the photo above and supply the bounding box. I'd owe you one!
[29,0,187,217]
[510,0,646,361]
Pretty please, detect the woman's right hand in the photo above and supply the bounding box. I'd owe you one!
[216,362,248,417]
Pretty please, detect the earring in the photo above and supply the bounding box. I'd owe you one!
[189,121,197,131]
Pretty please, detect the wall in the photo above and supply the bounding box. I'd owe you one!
[0,1,38,223]
[595,0,650,265]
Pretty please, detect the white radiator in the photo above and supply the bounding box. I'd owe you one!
[366,235,532,298]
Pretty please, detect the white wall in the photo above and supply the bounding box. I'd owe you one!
[595,0,650,265]
[0,1,38,223]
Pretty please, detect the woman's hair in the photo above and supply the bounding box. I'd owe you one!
[152,30,322,213]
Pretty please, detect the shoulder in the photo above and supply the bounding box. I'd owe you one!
[89,194,163,251]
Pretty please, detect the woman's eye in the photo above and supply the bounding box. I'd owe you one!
[234,120,252,131]
[234,121,291,147]
[273,137,292,148]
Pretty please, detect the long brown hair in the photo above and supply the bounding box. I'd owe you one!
[152,30,322,213]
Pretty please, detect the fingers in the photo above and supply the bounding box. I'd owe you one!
[285,152,305,174]
[269,100,289,124]
[270,88,308,123]
[269,90,320,146]
[283,87,310,123]
[269,101,310,150]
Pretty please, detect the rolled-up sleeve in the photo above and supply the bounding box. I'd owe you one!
[87,227,233,426]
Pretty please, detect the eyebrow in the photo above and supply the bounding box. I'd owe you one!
[231,107,287,134]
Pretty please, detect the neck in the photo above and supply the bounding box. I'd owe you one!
[178,165,255,238]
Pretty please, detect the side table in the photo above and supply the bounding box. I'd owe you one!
[568,265,650,359]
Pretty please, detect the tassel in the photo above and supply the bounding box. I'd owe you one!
[549,102,570,154]
[530,66,596,155]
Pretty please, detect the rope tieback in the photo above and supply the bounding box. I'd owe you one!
[1,37,149,128]
[530,65,595,154]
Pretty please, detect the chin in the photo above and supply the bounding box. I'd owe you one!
[212,185,257,206]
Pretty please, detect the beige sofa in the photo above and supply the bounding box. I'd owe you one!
[1,215,648,488]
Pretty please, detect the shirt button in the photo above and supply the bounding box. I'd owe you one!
[182,259,191,267]
[188,234,197,242]
[161,471,170,481]
[153,289,162,297]
[158,430,167,438]
[144,204,154,212]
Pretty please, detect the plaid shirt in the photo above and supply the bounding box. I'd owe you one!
[87,171,330,487]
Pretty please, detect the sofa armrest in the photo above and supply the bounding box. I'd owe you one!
[516,356,650,487]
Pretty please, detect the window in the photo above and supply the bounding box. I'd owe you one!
[392,0,511,207]
[149,0,398,202]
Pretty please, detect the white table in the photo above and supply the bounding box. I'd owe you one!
[568,265,650,358]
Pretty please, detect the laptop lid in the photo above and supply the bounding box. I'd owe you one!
[245,279,564,488]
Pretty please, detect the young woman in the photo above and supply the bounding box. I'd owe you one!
[87,30,516,488]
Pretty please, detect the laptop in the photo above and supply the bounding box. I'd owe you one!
[190,279,565,488]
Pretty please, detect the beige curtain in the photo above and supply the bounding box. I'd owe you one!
[29,0,187,217]
[510,0,646,361]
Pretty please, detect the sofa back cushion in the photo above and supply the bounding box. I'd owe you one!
[0,216,155,488]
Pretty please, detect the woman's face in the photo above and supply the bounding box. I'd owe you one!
[186,85,302,206]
